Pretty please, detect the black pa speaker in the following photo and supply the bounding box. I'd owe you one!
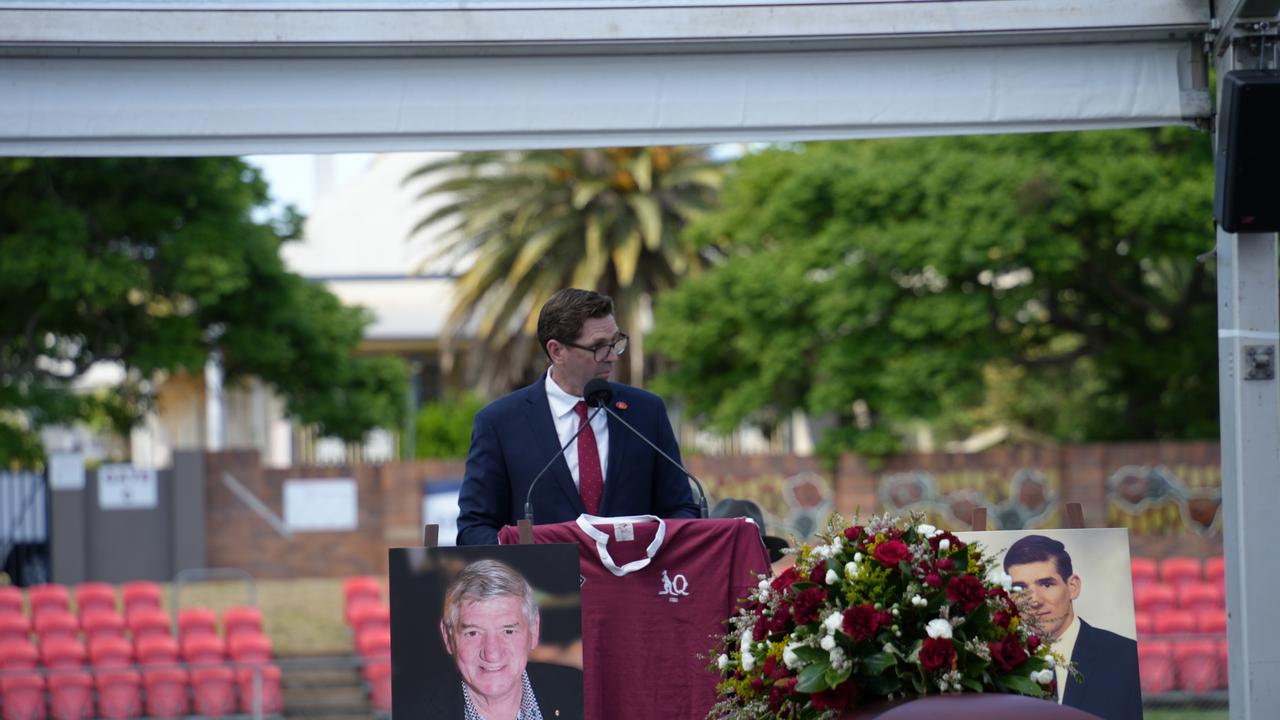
[1215,70,1280,234]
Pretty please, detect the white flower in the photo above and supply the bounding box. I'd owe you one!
[986,568,1014,592]
[783,644,801,669]
[758,578,770,591]
[831,536,843,553]
[1033,669,1054,685]
[891,608,900,616]
[829,646,846,667]
[823,568,838,585]
[910,594,928,608]
[844,561,859,578]
[742,652,755,672]
[854,552,864,563]
[820,635,836,651]
[939,539,951,552]
[917,524,940,539]
[926,618,953,640]
[717,654,729,670]
[823,611,843,634]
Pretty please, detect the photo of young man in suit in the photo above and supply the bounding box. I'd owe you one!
[1003,534,1143,720]
[456,288,699,546]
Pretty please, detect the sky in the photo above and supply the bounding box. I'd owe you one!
[245,153,374,216]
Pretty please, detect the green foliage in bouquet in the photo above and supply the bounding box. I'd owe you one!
[710,514,1063,719]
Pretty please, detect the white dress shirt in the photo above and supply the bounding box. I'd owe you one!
[1050,614,1081,703]
[545,371,610,490]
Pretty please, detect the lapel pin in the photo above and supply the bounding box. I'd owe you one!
[615,401,628,410]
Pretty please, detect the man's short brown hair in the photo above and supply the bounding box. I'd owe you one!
[537,288,614,358]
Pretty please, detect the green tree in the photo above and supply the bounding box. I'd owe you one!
[650,129,1216,456]
[405,147,723,392]
[0,157,407,466]
[413,393,486,458]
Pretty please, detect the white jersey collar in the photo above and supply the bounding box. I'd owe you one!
[575,514,665,577]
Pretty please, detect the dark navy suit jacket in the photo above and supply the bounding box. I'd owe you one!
[1063,619,1143,720]
[456,376,699,546]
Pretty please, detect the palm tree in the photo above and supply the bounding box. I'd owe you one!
[406,147,723,393]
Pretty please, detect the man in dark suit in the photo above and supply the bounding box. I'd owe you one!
[1004,535,1143,720]
[457,288,699,546]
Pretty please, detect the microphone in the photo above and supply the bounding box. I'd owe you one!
[524,398,605,528]
[583,378,710,519]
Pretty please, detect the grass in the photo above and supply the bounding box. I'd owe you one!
[1144,710,1229,720]
[159,577,351,657]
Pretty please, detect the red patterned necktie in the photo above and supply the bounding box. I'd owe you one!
[573,401,604,515]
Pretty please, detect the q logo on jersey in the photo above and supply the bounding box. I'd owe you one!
[659,570,689,603]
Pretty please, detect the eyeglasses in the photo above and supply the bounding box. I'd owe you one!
[559,333,629,361]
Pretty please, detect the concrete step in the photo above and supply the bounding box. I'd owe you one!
[279,655,371,718]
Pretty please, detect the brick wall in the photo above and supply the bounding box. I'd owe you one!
[201,440,1222,578]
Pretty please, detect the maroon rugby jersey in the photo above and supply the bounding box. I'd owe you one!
[499,515,769,720]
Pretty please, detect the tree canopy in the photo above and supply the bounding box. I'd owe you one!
[405,147,722,391]
[650,129,1217,456]
[1,157,406,465]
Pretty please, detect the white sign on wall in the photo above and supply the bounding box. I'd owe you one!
[283,478,358,533]
[422,480,464,547]
[97,464,158,510]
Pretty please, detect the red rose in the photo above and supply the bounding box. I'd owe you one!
[873,540,911,567]
[808,560,828,585]
[767,676,797,712]
[790,587,827,625]
[929,531,965,551]
[936,558,954,571]
[946,575,986,614]
[810,680,857,711]
[771,567,800,592]
[919,637,956,673]
[988,634,1030,672]
[993,610,1012,628]
[842,603,887,642]
[924,572,943,588]
[1027,635,1041,651]
[844,526,864,542]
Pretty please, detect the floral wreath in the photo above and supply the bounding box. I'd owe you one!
[710,513,1066,719]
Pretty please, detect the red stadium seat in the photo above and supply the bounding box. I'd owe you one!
[1138,640,1176,694]
[81,609,126,644]
[1152,609,1198,636]
[0,613,30,643]
[120,582,162,617]
[181,634,225,667]
[29,584,71,620]
[1160,556,1203,588]
[177,608,218,639]
[135,635,180,668]
[0,587,25,616]
[1205,556,1225,585]
[356,627,391,659]
[349,603,390,638]
[1134,584,1178,613]
[88,636,134,669]
[1178,582,1223,613]
[1174,639,1220,693]
[142,667,190,718]
[125,607,170,641]
[41,636,87,669]
[1,672,46,720]
[33,610,78,644]
[236,664,283,714]
[0,638,38,671]
[228,633,272,666]
[74,583,116,619]
[1198,608,1228,635]
[1135,611,1154,637]
[94,669,142,720]
[48,670,94,720]
[366,659,392,712]
[222,606,263,641]
[1130,557,1158,589]
[191,666,237,718]
[344,597,381,628]
[343,576,382,607]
